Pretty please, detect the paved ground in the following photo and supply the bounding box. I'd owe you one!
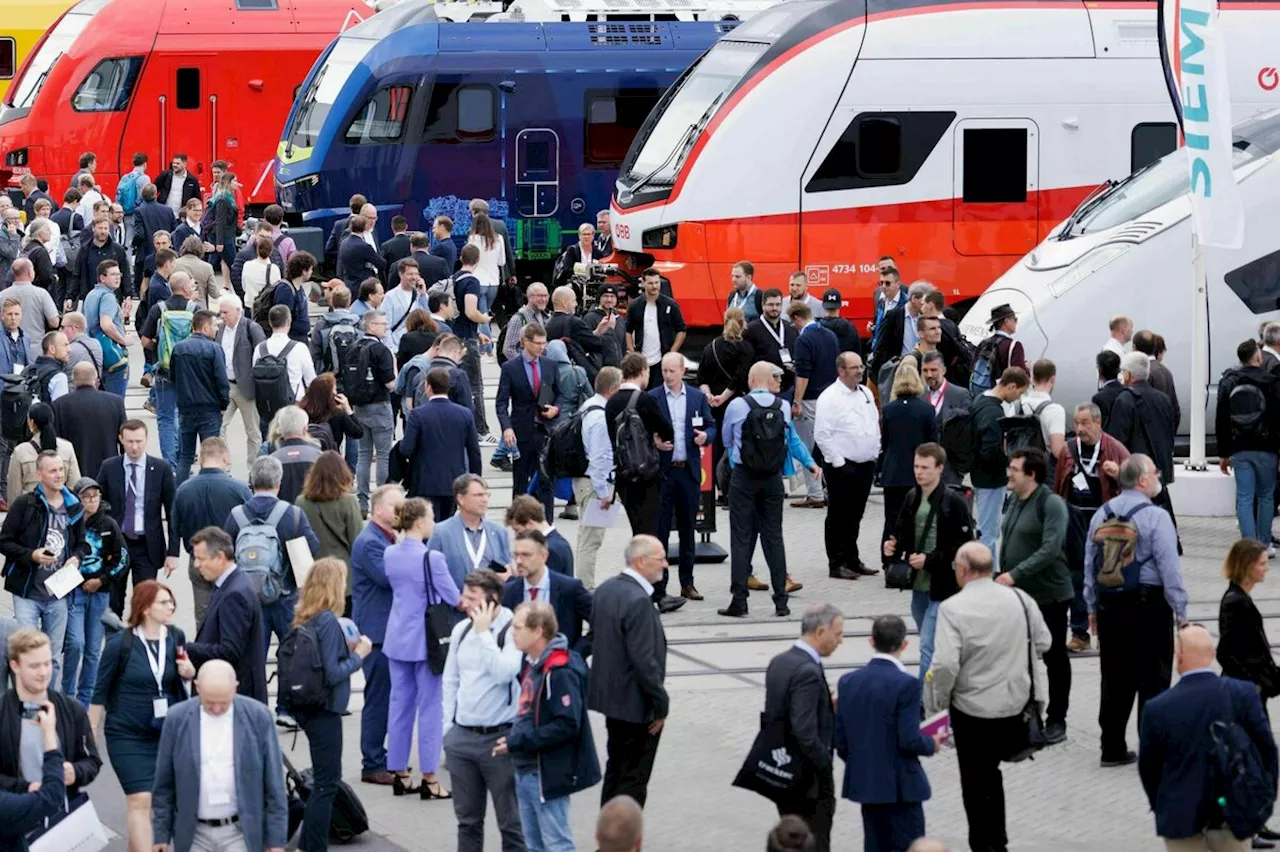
[2,320,1272,851]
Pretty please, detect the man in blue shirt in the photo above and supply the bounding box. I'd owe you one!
[788,301,839,509]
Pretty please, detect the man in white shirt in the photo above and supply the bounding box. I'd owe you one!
[216,293,266,460]
[74,175,105,225]
[815,352,881,581]
[253,304,317,403]
[1103,315,1132,358]
[1017,359,1067,462]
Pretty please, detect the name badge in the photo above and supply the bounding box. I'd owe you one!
[1071,471,1089,492]
[152,698,168,719]
[691,415,704,428]
[778,347,793,366]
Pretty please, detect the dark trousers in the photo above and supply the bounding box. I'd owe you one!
[860,801,926,852]
[728,467,787,609]
[655,466,699,594]
[296,708,343,852]
[823,460,874,572]
[647,362,663,393]
[619,479,662,537]
[775,766,835,852]
[111,535,159,616]
[1069,568,1090,639]
[444,725,525,852]
[601,718,662,808]
[1038,600,1071,725]
[951,708,1023,852]
[429,496,457,522]
[176,408,222,488]
[360,645,390,772]
[512,445,554,522]
[1097,588,1174,757]
[881,485,913,567]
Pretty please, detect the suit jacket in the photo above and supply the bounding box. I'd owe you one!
[1092,380,1125,430]
[96,453,178,565]
[764,645,835,787]
[502,571,593,656]
[153,171,201,209]
[51,386,126,476]
[1218,582,1280,698]
[649,383,716,485]
[880,394,938,488]
[933,381,971,485]
[495,355,560,449]
[185,567,268,703]
[834,658,935,804]
[151,695,287,852]
[400,397,481,498]
[1149,358,1181,432]
[338,233,387,290]
[871,305,913,375]
[1139,672,1278,840]
[215,319,266,400]
[379,233,412,267]
[587,573,668,723]
[389,249,450,292]
[135,200,178,261]
[1105,382,1177,481]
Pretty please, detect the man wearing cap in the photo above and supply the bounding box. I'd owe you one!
[817,289,861,354]
[584,284,627,368]
[983,304,1027,375]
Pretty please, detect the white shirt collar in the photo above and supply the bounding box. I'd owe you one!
[214,564,237,589]
[871,652,907,673]
[619,382,642,392]
[621,568,654,598]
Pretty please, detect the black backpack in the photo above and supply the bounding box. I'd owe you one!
[1228,379,1268,443]
[1211,695,1278,840]
[969,335,1001,395]
[0,372,38,442]
[283,754,369,843]
[341,338,379,406]
[739,396,788,477]
[541,402,602,481]
[253,340,298,422]
[614,392,660,482]
[324,317,361,381]
[1000,399,1051,455]
[275,622,327,712]
[252,280,283,334]
[939,409,975,475]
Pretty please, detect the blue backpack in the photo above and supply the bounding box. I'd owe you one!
[969,335,1001,395]
[117,172,143,214]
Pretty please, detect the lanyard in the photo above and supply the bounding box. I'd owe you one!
[929,380,947,415]
[463,526,488,574]
[761,318,785,347]
[135,626,166,696]
[1076,439,1101,477]
[729,285,755,309]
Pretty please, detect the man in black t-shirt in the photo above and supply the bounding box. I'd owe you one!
[349,310,398,513]
[450,244,494,443]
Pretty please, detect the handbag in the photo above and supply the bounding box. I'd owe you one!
[26,793,109,852]
[1005,591,1047,763]
[85,289,127,373]
[884,490,937,591]
[731,712,814,804]
[422,552,457,676]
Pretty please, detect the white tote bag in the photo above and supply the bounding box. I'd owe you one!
[27,793,108,852]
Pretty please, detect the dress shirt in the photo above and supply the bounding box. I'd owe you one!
[813,380,880,467]
[124,455,147,535]
[253,332,316,400]
[901,310,920,354]
[664,384,688,463]
[442,606,523,733]
[220,320,238,381]
[524,569,551,603]
[198,704,237,820]
[1103,338,1126,357]
[870,652,908,674]
[522,355,541,398]
[621,568,654,598]
[1083,489,1187,619]
[361,231,376,249]
[723,388,793,467]
[580,394,613,497]
[793,639,821,667]
[214,564,237,589]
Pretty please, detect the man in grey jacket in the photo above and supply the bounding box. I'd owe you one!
[216,292,266,461]
[929,541,1050,852]
[0,207,21,285]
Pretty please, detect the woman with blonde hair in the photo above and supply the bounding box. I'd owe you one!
[879,360,937,567]
[290,557,373,852]
[241,234,281,307]
[699,307,753,501]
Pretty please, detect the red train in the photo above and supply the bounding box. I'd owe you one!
[0,0,370,204]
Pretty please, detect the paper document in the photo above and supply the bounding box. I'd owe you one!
[581,499,622,528]
[286,538,315,589]
[44,562,85,600]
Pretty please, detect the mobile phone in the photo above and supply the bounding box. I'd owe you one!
[20,702,41,721]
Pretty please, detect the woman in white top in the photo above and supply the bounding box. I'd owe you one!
[466,213,505,349]
[241,235,282,308]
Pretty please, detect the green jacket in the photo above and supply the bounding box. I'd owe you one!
[1000,485,1073,605]
[970,393,1008,488]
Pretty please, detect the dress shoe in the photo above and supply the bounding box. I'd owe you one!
[490,456,513,473]
[140,373,152,388]
[790,497,827,509]
[828,567,860,581]
[784,576,803,594]
[680,585,703,601]
[361,770,395,785]
[1066,635,1091,653]
[1260,827,1280,842]
[775,606,790,617]
[1253,839,1276,850]
[853,562,880,577]
[1043,721,1067,745]
[1100,750,1137,768]
[746,575,769,592]
[718,604,748,618]
[558,505,579,521]
[656,595,687,614]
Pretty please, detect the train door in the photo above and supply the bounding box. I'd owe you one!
[951,118,1040,257]
[153,56,216,188]
[515,128,559,218]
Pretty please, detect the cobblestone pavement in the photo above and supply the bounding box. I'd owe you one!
[4,331,1271,851]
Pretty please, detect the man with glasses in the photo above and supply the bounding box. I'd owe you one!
[870,281,933,383]
[1084,453,1186,769]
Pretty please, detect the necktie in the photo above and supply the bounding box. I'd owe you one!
[530,359,541,397]
[529,587,539,601]
[124,463,139,535]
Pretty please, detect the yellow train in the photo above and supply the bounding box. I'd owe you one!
[0,1,74,101]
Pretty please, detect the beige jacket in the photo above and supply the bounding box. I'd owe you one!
[173,254,221,310]
[7,438,81,504]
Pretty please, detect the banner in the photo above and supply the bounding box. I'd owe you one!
[1163,0,1244,248]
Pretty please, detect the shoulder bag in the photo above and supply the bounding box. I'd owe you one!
[885,489,937,591]
[732,667,815,802]
[422,552,457,676]
[1005,590,1047,763]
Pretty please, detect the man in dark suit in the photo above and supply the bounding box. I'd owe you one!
[133,183,178,273]
[762,603,842,852]
[920,351,971,486]
[183,527,268,702]
[588,535,669,808]
[744,289,800,397]
[495,322,560,521]
[502,529,592,655]
[1139,625,1279,849]
[650,352,715,607]
[337,215,387,291]
[1133,329,1181,432]
[324,194,366,266]
[97,419,178,617]
[606,354,674,538]
[400,367,481,520]
[1107,352,1179,526]
[388,232,450,292]
[52,361,126,476]
[379,216,412,269]
[1093,350,1124,430]
[835,615,942,852]
[870,282,931,379]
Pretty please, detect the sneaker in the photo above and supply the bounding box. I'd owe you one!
[490,456,513,473]
[1043,721,1067,745]
[1066,635,1091,653]
[479,433,500,447]
[1100,750,1137,768]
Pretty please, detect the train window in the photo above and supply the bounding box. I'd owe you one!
[962,128,1027,203]
[0,39,14,80]
[71,57,143,113]
[585,89,664,167]
[806,111,954,193]
[1225,250,1280,315]
[457,86,495,140]
[235,0,278,7]
[345,86,413,145]
[176,68,201,110]
[1131,123,1177,172]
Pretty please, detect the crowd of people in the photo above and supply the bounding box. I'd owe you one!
[0,156,1276,852]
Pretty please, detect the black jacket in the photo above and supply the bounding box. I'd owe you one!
[379,233,412,268]
[764,645,834,783]
[0,690,100,797]
[1093,380,1124,430]
[1218,582,1280,698]
[744,317,799,394]
[698,337,752,402]
[51,386,126,477]
[587,573,668,723]
[871,305,912,376]
[1149,359,1181,432]
[545,311,604,375]
[890,484,975,602]
[97,454,179,566]
[185,566,268,703]
[172,469,253,554]
[0,486,89,598]
[969,392,1008,489]
[171,334,230,413]
[1106,382,1177,482]
[583,307,626,368]
[77,238,132,301]
[389,249,449,292]
[0,748,65,849]
[879,395,938,488]
[1215,365,1280,457]
[604,387,673,451]
[337,234,386,291]
[153,171,201,210]
[624,295,686,359]
[82,504,126,583]
[817,315,861,355]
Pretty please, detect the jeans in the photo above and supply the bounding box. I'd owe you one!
[261,593,296,711]
[910,590,939,684]
[153,377,179,467]
[461,339,489,434]
[792,400,823,500]
[177,408,222,488]
[355,402,394,510]
[0,435,9,495]
[514,769,575,852]
[13,596,68,691]
[973,486,1005,573]
[1069,568,1090,639]
[62,588,110,707]
[103,364,129,398]
[296,709,343,852]
[1232,450,1277,545]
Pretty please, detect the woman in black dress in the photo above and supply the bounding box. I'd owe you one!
[698,307,753,502]
[91,580,195,852]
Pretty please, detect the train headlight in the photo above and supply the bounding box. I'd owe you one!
[1047,244,1129,298]
[642,225,678,250]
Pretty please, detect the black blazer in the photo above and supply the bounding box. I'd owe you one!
[1218,582,1280,698]
[587,573,668,723]
[744,317,799,394]
[879,394,938,488]
[337,234,387,290]
[495,355,560,449]
[51,386,126,477]
[96,454,179,565]
[502,571,593,657]
[185,567,268,703]
[870,304,909,376]
[379,233,412,267]
[389,249,450,292]
[1105,382,1177,481]
[764,645,835,779]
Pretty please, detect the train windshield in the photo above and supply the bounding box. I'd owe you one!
[623,39,767,186]
[287,37,374,151]
[6,9,93,109]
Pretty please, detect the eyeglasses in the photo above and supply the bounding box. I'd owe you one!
[154,598,176,609]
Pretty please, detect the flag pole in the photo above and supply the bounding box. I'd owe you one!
[1188,229,1208,470]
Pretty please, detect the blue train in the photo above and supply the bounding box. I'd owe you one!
[273,1,738,270]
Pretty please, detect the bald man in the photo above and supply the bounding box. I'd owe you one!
[1139,625,1278,851]
[597,795,644,852]
[152,659,288,852]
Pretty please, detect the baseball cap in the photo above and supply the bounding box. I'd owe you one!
[598,283,619,297]
[72,476,100,496]
[822,288,842,309]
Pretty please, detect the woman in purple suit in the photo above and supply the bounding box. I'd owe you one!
[384,497,459,799]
